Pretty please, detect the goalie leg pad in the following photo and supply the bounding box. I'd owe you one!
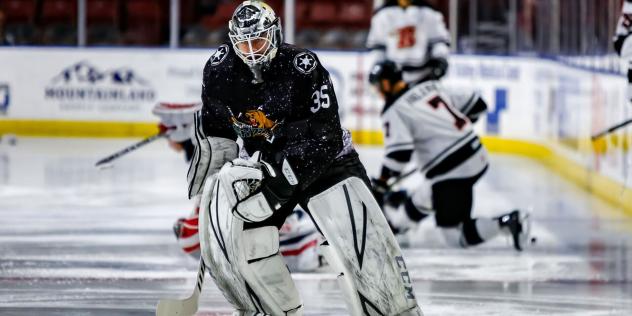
[198,169,302,315]
[307,177,423,316]
[187,111,239,198]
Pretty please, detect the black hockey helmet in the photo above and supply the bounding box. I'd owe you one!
[369,60,403,90]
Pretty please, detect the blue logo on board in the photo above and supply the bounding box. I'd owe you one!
[45,61,155,103]
[0,84,9,115]
[486,88,507,134]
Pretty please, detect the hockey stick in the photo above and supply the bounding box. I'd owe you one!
[94,132,166,168]
[591,118,632,141]
[156,258,206,316]
[386,167,419,189]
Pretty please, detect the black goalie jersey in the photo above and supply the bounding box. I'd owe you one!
[198,43,347,191]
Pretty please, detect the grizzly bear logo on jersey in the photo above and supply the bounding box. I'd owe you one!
[230,108,280,142]
[244,110,277,129]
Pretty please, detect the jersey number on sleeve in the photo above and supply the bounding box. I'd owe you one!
[428,95,467,130]
[397,26,416,49]
[311,85,330,113]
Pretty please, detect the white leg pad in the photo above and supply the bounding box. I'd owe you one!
[199,170,302,315]
[307,177,423,316]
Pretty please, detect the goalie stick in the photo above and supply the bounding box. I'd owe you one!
[156,258,206,316]
[94,132,166,168]
[591,118,632,141]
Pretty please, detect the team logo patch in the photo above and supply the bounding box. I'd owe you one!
[229,107,281,142]
[293,52,317,74]
[211,45,229,66]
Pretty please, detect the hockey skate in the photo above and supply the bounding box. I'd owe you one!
[498,210,531,251]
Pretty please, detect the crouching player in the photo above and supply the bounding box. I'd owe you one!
[368,61,530,251]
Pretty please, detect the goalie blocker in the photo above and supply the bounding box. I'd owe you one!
[198,151,422,315]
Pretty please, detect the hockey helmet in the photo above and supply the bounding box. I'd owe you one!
[369,60,403,93]
[229,1,283,68]
[398,0,413,8]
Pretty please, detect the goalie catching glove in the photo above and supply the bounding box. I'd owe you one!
[222,153,298,223]
[152,102,202,142]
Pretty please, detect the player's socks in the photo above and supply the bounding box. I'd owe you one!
[461,218,501,246]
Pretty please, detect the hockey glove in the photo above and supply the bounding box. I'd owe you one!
[233,154,298,222]
[370,177,389,208]
[258,159,297,211]
[422,58,448,81]
[152,102,201,142]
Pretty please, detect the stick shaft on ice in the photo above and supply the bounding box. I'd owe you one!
[95,132,166,167]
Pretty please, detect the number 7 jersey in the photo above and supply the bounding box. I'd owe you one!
[382,81,488,181]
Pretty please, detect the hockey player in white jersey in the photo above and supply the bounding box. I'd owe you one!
[369,60,530,251]
[614,0,632,104]
[367,0,487,122]
[153,102,323,272]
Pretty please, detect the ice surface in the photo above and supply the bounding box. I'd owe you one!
[0,138,631,315]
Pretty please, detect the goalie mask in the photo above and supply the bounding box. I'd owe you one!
[229,1,283,69]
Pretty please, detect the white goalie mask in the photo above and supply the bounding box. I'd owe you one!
[228,1,283,68]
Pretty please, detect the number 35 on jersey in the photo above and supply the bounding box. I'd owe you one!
[311,85,330,113]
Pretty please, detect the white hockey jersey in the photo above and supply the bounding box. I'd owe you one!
[367,3,450,84]
[614,0,632,57]
[381,81,488,181]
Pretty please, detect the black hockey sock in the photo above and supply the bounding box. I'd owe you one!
[461,219,485,246]
[404,198,429,222]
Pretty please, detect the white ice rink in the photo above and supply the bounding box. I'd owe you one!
[0,137,631,315]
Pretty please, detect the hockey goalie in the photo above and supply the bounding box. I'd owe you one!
[178,1,423,315]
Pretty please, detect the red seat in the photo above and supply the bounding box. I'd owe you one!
[201,1,240,30]
[0,0,37,24]
[126,0,162,21]
[125,0,164,45]
[294,1,311,30]
[87,0,119,25]
[179,0,197,27]
[338,2,371,29]
[308,2,337,27]
[41,0,78,25]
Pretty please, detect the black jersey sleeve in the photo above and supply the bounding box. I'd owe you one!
[280,53,343,191]
[199,59,238,141]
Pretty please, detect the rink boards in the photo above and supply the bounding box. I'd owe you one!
[0,47,631,213]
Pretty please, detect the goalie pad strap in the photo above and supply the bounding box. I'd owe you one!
[188,111,238,198]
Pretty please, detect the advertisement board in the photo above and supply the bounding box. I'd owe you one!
[0,47,630,194]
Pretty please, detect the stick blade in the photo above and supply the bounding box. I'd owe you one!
[156,294,199,316]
